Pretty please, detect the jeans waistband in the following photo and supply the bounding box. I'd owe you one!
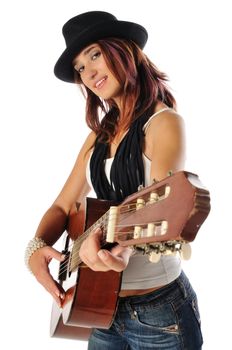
[118,270,195,309]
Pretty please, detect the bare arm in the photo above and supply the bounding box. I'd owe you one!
[28,131,96,305]
[144,110,186,182]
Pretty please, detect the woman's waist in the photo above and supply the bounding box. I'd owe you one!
[119,285,164,297]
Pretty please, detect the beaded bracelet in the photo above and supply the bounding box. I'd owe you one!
[25,237,47,272]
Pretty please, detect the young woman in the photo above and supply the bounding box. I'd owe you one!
[26,11,203,349]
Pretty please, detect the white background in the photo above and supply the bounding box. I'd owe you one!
[1,1,231,349]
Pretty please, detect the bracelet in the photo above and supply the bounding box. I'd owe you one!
[25,237,47,272]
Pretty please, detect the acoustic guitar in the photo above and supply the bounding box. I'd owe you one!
[50,171,210,340]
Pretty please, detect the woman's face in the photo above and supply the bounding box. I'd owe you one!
[73,44,122,102]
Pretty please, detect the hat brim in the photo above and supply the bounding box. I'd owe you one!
[54,20,148,83]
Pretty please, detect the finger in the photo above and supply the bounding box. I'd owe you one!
[79,227,103,268]
[80,251,109,271]
[40,270,65,307]
[53,281,66,307]
[44,246,66,263]
[89,227,102,240]
[34,254,65,304]
[97,249,128,272]
[111,245,134,257]
[55,280,66,298]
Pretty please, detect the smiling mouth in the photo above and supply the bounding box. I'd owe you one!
[95,76,107,89]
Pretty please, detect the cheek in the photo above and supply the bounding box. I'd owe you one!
[112,77,122,93]
[79,74,87,85]
[80,76,92,91]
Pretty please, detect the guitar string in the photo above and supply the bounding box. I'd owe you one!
[58,215,161,276]
[57,188,165,277]
[57,202,153,276]
[58,218,179,277]
[58,227,137,276]
[57,204,138,276]
[61,201,139,253]
[57,191,158,259]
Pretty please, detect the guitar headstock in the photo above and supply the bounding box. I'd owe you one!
[105,171,210,261]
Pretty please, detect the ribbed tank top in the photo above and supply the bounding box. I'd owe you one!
[86,108,181,289]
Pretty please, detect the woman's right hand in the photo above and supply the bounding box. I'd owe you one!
[29,246,65,307]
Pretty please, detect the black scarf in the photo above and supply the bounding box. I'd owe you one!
[90,106,154,202]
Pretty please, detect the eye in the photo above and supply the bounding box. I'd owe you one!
[75,65,84,74]
[91,51,101,61]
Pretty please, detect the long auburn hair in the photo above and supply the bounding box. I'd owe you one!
[74,38,176,142]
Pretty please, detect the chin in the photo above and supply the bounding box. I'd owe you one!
[98,93,115,100]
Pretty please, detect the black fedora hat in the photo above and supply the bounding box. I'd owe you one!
[54,11,148,83]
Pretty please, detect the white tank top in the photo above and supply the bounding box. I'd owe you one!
[86,108,181,289]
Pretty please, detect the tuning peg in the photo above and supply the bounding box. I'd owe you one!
[149,192,159,203]
[149,251,161,263]
[163,249,177,257]
[180,243,192,260]
[152,178,159,184]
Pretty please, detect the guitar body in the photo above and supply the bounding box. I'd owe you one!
[50,198,122,340]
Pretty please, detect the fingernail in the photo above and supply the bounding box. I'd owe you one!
[60,293,65,300]
[98,250,107,260]
[61,254,66,261]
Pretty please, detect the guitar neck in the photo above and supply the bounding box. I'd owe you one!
[66,171,210,273]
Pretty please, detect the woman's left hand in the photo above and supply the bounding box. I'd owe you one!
[79,227,133,272]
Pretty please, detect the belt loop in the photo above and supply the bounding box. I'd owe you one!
[176,272,188,299]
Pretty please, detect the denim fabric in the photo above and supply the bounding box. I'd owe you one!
[88,271,203,349]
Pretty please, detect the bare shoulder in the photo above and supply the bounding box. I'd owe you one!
[80,130,97,156]
[148,109,185,140]
[148,109,185,132]
[144,109,186,163]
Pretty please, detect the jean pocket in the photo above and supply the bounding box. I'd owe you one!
[131,303,179,335]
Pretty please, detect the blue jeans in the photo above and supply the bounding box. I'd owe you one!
[88,271,203,349]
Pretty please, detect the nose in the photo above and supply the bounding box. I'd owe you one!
[88,68,97,81]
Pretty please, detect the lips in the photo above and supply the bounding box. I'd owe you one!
[95,76,107,89]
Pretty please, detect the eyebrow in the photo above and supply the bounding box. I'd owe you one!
[73,45,97,66]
